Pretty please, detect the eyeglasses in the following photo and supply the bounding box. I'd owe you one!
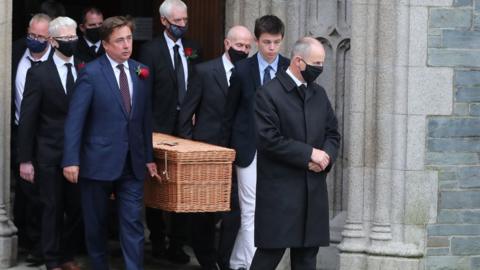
[53,35,79,42]
[27,33,49,43]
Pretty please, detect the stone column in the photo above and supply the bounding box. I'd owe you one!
[0,0,18,268]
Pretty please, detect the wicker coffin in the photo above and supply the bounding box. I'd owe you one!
[144,133,236,212]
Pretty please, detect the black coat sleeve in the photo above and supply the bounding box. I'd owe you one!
[178,65,203,139]
[220,71,241,147]
[255,86,313,169]
[17,68,42,163]
[320,89,341,173]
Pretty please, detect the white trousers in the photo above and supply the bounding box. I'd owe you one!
[229,154,257,270]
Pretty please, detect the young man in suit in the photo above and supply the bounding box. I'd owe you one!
[62,16,158,270]
[11,13,52,264]
[75,7,104,63]
[178,25,253,270]
[139,0,202,263]
[222,15,290,270]
[17,16,82,270]
[251,37,340,270]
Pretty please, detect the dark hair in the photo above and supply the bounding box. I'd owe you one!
[254,15,285,39]
[39,0,66,19]
[81,7,103,24]
[100,16,135,41]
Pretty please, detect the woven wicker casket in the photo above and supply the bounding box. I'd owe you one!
[144,133,236,212]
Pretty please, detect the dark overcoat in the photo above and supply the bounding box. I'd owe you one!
[254,70,341,248]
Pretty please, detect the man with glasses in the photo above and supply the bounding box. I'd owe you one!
[139,0,202,264]
[75,6,104,63]
[11,13,52,266]
[222,15,290,270]
[17,16,82,270]
[251,36,340,270]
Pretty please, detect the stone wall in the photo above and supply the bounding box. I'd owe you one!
[426,0,480,269]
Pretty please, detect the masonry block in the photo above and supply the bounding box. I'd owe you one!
[428,138,480,152]
[427,236,451,247]
[430,8,472,28]
[451,237,480,255]
[456,70,480,87]
[426,152,478,165]
[453,0,472,6]
[443,30,480,49]
[438,210,463,223]
[428,118,480,137]
[456,88,480,102]
[428,224,480,236]
[426,256,470,270]
[457,166,480,188]
[429,48,480,67]
[470,103,480,115]
[439,191,480,209]
[427,247,451,256]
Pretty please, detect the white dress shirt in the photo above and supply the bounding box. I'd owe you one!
[84,36,101,53]
[164,31,189,90]
[14,46,51,124]
[286,67,307,87]
[106,53,133,104]
[222,53,234,86]
[52,52,77,94]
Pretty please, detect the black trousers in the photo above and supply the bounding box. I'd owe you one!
[250,247,319,270]
[11,124,42,255]
[37,164,83,269]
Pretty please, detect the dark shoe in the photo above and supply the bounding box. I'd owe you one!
[25,253,44,266]
[166,246,190,264]
[61,261,81,270]
[151,244,167,259]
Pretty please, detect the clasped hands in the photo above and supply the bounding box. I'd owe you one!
[308,148,330,173]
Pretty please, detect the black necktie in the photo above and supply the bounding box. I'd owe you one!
[263,65,272,85]
[90,45,97,55]
[28,58,41,67]
[65,63,74,95]
[297,84,307,100]
[117,64,131,114]
[173,44,186,106]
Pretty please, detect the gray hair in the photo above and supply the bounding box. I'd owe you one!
[48,16,77,37]
[290,37,322,59]
[29,13,51,27]
[159,0,187,18]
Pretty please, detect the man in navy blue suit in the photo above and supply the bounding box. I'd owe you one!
[62,16,159,270]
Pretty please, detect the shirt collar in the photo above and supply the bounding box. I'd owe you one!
[106,53,129,70]
[257,52,279,73]
[27,45,51,62]
[286,67,306,87]
[52,51,74,67]
[222,53,234,73]
[84,36,101,48]
[164,31,183,49]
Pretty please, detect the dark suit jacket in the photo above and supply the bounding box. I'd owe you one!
[178,56,229,145]
[138,34,201,134]
[222,53,290,167]
[254,70,340,248]
[17,57,76,165]
[62,55,153,181]
[74,36,105,63]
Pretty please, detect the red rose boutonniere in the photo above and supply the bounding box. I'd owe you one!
[136,65,149,79]
[77,62,86,70]
[184,47,198,61]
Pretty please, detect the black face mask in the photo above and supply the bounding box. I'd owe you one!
[166,19,188,40]
[55,39,78,57]
[85,27,100,43]
[300,59,323,84]
[228,47,248,64]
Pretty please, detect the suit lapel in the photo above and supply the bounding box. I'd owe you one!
[100,56,128,119]
[128,59,140,119]
[159,36,176,82]
[212,58,228,96]
[49,59,68,98]
[250,54,261,88]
